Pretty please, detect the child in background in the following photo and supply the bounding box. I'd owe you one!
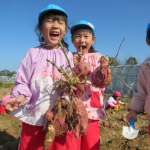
[0,86,15,114]
[71,20,111,150]
[126,23,150,137]
[4,4,74,150]
[105,91,125,109]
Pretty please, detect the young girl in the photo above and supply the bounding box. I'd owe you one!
[71,20,110,150]
[126,23,150,137]
[105,91,125,109]
[4,4,75,150]
[0,86,15,114]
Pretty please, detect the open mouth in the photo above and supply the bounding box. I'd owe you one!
[79,46,86,51]
[50,33,59,37]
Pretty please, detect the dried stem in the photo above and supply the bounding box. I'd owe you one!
[112,72,135,92]
[110,38,125,65]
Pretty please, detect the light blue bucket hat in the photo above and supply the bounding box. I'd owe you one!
[71,20,95,36]
[38,4,68,22]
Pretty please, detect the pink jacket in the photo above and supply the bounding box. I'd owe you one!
[130,58,150,124]
[105,96,124,109]
[75,53,106,120]
[1,95,11,104]
[105,97,118,107]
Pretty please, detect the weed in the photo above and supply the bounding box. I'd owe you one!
[10,121,20,126]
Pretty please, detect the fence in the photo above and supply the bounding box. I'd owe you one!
[0,77,15,88]
[0,65,142,96]
[105,64,141,98]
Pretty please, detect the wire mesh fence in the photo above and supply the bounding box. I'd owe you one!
[105,64,141,98]
[0,64,141,96]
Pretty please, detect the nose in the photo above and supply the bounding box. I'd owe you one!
[52,21,58,28]
[79,36,84,43]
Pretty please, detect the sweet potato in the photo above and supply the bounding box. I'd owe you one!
[43,94,88,149]
[73,83,85,93]
[93,56,111,88]
[72,96,88,139]
[44,41,89,150]
[74,62,91,79]
[43,124,56,150]
[54,112,68,136]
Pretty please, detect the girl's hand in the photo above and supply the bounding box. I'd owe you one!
[73,52,82,67]
[126,109,137,122]
[4,95,25,112]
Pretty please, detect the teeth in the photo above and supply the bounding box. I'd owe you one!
[51,33,58,35]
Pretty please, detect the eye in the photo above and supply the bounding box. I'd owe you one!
[59,22,64,25]
[59,20,65,25]
[75,35,79,38]
[47,19,53,23]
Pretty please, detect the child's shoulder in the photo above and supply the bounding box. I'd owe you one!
[22,46,43,61]
[66,49,73,56]
[142,57,150,65]
[27,46,41,53]
[25,46,41,55]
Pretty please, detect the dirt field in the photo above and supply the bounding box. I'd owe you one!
[0,88,150,150]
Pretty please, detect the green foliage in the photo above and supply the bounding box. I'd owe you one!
[10,121,20,126]
[0,71,16,77]
[0,81,15,88]
[104,94,112,100]
[125,57,138,65]
[108,57,121,66]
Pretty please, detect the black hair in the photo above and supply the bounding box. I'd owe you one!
[71,25,97,53]
[112,95,118,100]
[35,10,70,50]
[146,28,150,41]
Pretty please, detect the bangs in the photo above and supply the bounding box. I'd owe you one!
[45,10,67,23]
[72,25,93,36]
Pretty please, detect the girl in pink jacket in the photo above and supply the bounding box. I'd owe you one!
[105,91,124,109]
[4,4,75,150]
[126,23,150,138]
[71,20,108,150]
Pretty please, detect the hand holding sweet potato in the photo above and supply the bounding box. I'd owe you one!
[93,56,111,88]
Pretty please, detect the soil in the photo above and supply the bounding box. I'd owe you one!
[0,88,150,150]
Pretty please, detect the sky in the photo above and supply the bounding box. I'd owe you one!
[1,0,150,72]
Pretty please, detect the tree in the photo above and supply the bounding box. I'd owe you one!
[108,57,122,66]
[125,57,138,65]
[7,71,16,77]
[0,71,16,77]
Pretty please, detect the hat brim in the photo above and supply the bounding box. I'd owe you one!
[71,24,95,36]
[38,9,68,22]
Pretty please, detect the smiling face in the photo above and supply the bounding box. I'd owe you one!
[71,29,96,55]
[38,14,67,49]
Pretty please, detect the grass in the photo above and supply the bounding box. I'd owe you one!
[0,81,15,88]
[10,121,20,126]
[0,113,5,118]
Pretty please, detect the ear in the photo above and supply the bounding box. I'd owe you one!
[146,39,150,46]
[92,36,96,44]
[63,28,67,36]
[38,25,42,33]
[71,36,73,43]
